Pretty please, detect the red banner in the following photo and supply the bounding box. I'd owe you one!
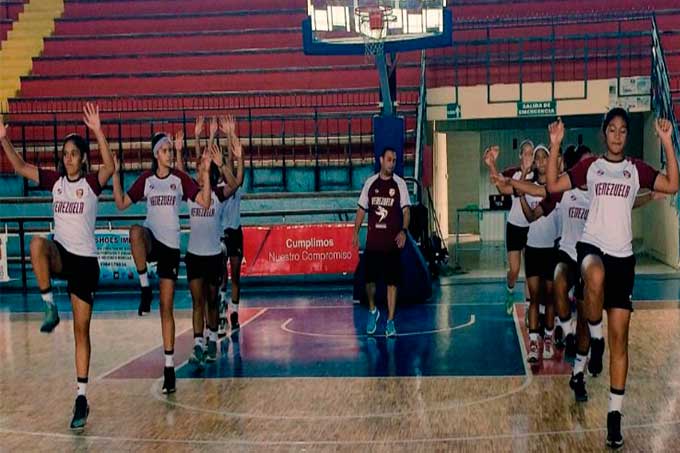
[238,224,358,276]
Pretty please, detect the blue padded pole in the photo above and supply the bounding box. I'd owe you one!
[375,52,394,117]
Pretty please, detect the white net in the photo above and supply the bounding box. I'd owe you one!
[356,7,395,62]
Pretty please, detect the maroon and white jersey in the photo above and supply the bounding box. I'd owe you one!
[39,169,102,257]
[127,169,200,249]
[188,185,226,256]
[568,156,658,257]
[524,190,560,248]
[358,173,411,252]
[542,189,590,261]
[502,166,534,227]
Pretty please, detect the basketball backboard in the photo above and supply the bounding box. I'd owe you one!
[302,0,452,55]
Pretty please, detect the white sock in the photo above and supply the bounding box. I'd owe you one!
[41,291,55,307]
[544,328,554,338]
[76,379,87,396]
[208,330,218,343]
[539,304,545,315]
[574,353,588,375]
[370,307,377,314]
[589,320,604,340]
[194,337,204,348]
[164,352,174,368]
[529,332,540,343]
[139,270,149,288]
[557,316,574,336]
[506,285,514,293]
[608,389,625,413]
[230,301,239,312]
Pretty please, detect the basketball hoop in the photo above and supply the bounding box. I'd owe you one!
[355,5,396,62]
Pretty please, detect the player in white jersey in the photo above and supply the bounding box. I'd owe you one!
[484,140,535,315]
[112,131,212,394]
[212,116,245,334]
[546,109,678,449]
[1,104,114,429]
[496,145,559,362]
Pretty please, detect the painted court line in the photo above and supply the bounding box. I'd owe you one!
[279,314,476,338]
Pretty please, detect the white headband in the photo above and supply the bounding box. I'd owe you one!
[533,144,550,158]
[152,136,172,158]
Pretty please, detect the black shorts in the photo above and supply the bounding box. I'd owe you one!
[185,252,223,285]
[576,241,635,311]
[223,227,244,258]
[364,249,402,286]
[54,241,99,304]
[524,246,557,281]
[147,230,180,281]
[556,249,583,300]
[506,223,529,252]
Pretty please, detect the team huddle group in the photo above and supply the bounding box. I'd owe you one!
[484,108,678,449]
[0,105,247,429]
[1,105,678,449]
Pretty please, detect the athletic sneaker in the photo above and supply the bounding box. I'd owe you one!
[564,333,576,357]
[385,319,396,337]
[527,340,539,363]
[366,309,379,335]
[138,287,152,316]
[189,345,205,368]
[588,338,605,377]
[230,311,240,330]
[505,290,514,316]
[543,335,555,359]
[69,395,89,430]
[569,372,588,402]
[606,411,624,449]
[218,292,228,337]
[206,341,217,362]
[162,367,176,394]
[40,303,60,333]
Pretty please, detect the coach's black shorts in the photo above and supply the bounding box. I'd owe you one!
[576,241,635,311]
[524,246,557,281]
[223,227,244,258]
[506,222,529,252]
[364,249,402,286]
[54,241,99,304]
[555,249,583,300]
[185,252,223,285]
[147,230,180,281]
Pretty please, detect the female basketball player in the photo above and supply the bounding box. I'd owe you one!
[0,104,114,429]
[546,110,678,449]
[112,131,212,394]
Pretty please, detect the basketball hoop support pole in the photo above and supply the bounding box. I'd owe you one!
[374,52,394,117]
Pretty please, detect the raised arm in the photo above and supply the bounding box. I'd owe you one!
[509,178,547,198]
[484,145,514,195]
[173,130,186,173]
[83,103,114,188]
[112,153,133,210]
[193,116,204,161]
[519,195,544,222]
[0,120,39,182]
[546,118,573,193]
[652,118,679,195]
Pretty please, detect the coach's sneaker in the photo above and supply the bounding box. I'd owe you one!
[527,340,539,363]
[189,345,205,368]
[588,338,605,377]
[385,319,397,337]
[543,335,555,359]
[162,367,176,394]
[230,311,240,331]
[206,340,217,362]
[569,372,588,402]
[69,395,89,430]
[366,308,379,335]
[606,411,624,449]
[505,290,514,316]
[40,303,60,333]
[138,287,152,316]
